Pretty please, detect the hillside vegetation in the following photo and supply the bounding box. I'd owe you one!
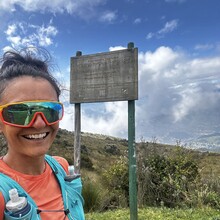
[1,129,220,213]
[47,129,220,181]
[2,128,220,177]
[51,129,220,211]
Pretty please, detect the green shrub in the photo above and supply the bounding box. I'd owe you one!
[102,156,129,208]
[204,191,220,209]
[82,177,102,212]
[81,154,93,170]
[98,190,128,211]
[138,146,200,208]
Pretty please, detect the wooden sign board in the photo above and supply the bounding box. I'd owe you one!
[70,48,138,103]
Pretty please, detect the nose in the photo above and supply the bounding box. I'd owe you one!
[31,113,47,129]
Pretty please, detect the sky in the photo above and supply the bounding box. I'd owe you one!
[0,0,220,146]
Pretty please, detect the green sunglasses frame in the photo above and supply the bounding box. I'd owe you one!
[0,100,64,128]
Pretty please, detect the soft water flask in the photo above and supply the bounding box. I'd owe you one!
[6,188,31,219]
[65,165,81,182]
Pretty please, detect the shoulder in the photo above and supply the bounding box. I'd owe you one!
[52,156,69,174]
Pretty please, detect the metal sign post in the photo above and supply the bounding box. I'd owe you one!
[128,100,137,220]
[74,102,81,174]
[127,42,138,220]
[74,51,82,174]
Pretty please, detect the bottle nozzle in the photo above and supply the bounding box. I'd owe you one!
[9,188,19,203]
[68,165,75,176]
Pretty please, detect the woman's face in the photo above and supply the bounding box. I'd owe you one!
[0,76,59,158]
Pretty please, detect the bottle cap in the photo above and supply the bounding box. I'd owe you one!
[6,188,27,212]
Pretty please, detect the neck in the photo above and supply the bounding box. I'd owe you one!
[3,153,46,175]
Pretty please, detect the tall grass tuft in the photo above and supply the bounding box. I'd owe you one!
[82,177,102,212]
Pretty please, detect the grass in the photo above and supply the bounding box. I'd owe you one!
[85,207,220,220]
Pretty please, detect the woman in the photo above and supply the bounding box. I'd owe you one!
[0,48,84,220]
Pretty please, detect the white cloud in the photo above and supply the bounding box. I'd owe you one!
[0,0,68,13]
[146,32,154,39]
[139,46,180,75]
[60,104,74,131]
[5,24,17,35]
[172,87,200,122]
[194,44,214,50]
[81,101,128,137]
[0,0,99,13]
[37,24,58,46]
[158,19,178,35]
[109,46,126,51]
[2,46,15,53]
[146,19,179,39]
[133,18,141,24]
[7,36,22,46]
[0,0,117,23]
[137,46,220,141]
[4,20,58,49]
[59,99,128,138]
[99,11,117,23]
[0,0,105,21]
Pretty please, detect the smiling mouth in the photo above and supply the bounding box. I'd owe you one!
[23,132,49,140]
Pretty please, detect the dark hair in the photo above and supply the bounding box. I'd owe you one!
[0,48,61,100]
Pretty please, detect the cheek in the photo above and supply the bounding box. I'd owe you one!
[51,123,59,135]
[0,124,20,139]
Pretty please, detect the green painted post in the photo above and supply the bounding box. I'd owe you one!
[128,100,137,220]
[128,42,138,220]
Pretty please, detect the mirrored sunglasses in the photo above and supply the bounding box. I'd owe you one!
[0,100,64,127]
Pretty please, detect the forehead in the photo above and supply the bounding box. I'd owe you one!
[1,76,58,104]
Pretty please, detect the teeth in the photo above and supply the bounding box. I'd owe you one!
[25,133,47,139]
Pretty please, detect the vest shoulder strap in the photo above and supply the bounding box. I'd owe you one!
[0,173,37,207]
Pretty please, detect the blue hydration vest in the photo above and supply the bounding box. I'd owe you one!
[0,155,85,220]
